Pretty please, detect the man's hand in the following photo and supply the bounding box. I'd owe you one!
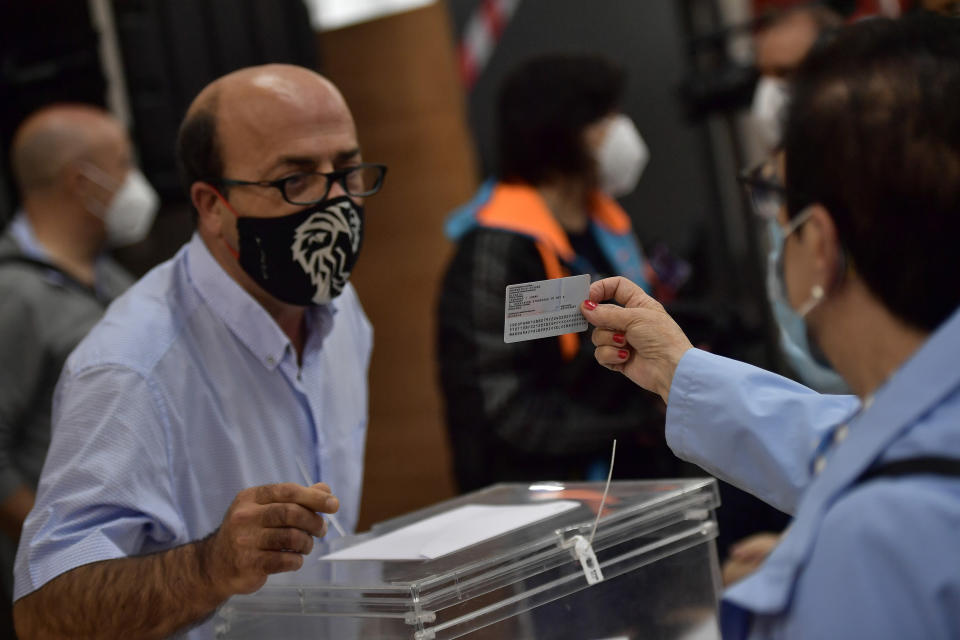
[200,482,338,599]
[721,532,782,586]
[14,481,340,640]
[581,276,693,403]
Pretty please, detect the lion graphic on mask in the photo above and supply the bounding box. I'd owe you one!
[291,201,362,303]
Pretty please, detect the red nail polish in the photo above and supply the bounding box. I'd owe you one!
[618,349,629,359]
[583,300,597,310]
[613,333,625,345]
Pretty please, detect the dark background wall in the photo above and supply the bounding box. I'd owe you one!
[0,0,320,274]
[112,0,318,202]
[0,0,107,223]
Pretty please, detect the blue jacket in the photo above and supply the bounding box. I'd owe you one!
[666,307,960,638]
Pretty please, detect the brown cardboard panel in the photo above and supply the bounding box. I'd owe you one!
[318,3,478,530]
[318,8,466,124]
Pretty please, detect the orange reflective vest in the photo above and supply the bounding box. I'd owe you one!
[446,180,650,361]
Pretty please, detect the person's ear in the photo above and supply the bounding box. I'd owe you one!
[191,182,226,236]
[803,204,843,290]
[63,162,102,208]
[582,115,613,155]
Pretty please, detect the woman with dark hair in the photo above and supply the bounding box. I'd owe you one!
[437,54,673,492]
[584,14,960,638]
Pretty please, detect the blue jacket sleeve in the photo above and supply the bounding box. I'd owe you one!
[665,349,860,514]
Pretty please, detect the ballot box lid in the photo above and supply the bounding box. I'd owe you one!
[217,478,720,639]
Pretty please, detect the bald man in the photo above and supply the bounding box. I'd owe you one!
[12,66,385,639]
[0,104,156,623]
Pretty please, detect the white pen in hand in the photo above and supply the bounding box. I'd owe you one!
[296,457,347,538]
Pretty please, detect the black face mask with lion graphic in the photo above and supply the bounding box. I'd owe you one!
[236,195,364,306]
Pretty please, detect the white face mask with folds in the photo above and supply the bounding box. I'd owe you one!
[751,76,791,152]
[81,165,160,247]
[594,114,650,198]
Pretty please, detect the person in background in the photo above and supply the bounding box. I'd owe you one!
[12,64,385,640]
[0,104,155,632]
[438,54,681,493]
[750,4,842,153]
[584,14,960,637]
[747,2,852,402]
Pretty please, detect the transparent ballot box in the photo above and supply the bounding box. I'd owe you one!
[214,479,722,639]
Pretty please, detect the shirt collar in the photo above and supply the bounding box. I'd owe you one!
[725,305,960,617]
[9,211,120,297]
[184,233,335,372]
[9,212,50,261]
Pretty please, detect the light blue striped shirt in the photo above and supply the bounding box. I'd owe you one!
[14,233,372,638]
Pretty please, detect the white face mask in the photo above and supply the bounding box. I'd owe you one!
[595,114,650,198]
[750,76,790,152]
[82,166,159,247]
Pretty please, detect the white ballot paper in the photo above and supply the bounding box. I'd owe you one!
[504,274,590,344]
[320,501,579,561]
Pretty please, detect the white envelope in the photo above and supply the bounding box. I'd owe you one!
[320,501,580,561]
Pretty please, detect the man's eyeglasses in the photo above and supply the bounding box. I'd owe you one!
[214,163,387,206]
[738,159,785,221]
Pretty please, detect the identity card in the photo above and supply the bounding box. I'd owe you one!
[504,274,590,343]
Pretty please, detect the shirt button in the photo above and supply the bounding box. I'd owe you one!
[266,356,276,366]
[833,424,849,444]
[814,456,827,475]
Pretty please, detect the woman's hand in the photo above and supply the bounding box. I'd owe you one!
[581,276,693,403]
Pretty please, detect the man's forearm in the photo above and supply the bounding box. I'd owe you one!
[14,535,225,640]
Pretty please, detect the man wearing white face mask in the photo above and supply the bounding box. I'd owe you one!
[747,4,848,397]
[0,103,154,631]
[438,54,677,493]
[750,4,841,152]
